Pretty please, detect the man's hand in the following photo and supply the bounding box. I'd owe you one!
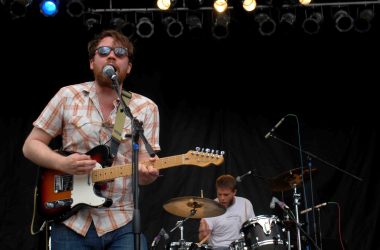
[59,153,97,175]
[138,156,159,185]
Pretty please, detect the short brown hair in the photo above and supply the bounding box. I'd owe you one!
[216,174,237,191]
[87,29,134,61]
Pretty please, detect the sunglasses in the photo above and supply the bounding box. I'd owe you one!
[96,46,128,58]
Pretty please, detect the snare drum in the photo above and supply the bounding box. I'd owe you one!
[241,215,286,250]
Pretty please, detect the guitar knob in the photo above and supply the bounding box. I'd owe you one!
[45,202,55,209]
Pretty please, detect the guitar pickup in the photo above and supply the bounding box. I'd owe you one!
[45,199,73,209]
[54,174,73,193]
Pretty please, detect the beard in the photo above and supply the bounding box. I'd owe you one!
[95,69,113,88]
[93,65,127,89]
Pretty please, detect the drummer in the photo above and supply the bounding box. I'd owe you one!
[198,174,255,250]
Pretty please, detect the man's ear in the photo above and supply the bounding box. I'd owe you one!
[89,59,94,70]
[127,62,132,74]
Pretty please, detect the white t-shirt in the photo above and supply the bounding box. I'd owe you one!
[204,196,255,248]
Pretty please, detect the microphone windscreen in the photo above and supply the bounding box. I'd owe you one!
[103,65,116,78]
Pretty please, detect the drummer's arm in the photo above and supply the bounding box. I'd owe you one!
[198,219,211,242]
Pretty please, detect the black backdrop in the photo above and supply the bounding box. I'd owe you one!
[0,2,379,250]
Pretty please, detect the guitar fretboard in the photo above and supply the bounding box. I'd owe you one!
[91,154,186,182]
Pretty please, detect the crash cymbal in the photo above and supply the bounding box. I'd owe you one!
[270,167,318,192]
[163,196,226,219]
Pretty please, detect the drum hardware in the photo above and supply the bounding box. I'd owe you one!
[229,232,247,250]
[164,196,225,250]
[283,214,290,250]
[274,191,321,250]
[267,116,362,250]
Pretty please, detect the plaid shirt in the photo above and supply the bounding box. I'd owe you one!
[34,81,160,236]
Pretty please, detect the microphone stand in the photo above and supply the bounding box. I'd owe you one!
[111,77,156,250]
[267,134,363,182]
[282,206,321,250]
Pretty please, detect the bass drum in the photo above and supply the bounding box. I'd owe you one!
[241,215,286,250]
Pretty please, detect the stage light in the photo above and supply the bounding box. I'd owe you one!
[9,0,32,18]
[214,0,228,13]
[334,9,354,32]
[83,12,102,32]
[302,11,323,35]
[40,0,59,17]
[66,0,84,18]
[185,0,203,9]
[279,12,296,33]
[299,0,311,6]
[355,8,374,33]
[186,13,203,38]
[242,0,256,12]
[157,0,177,10]
[162,16,184,38]
[110,17,126,29]
[255,13,276,36]
[136,17,154,38]
[212,12,230,39]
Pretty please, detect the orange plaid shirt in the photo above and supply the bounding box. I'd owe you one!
[34,81,160,236]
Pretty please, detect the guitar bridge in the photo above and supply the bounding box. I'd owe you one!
[54,174,73,193]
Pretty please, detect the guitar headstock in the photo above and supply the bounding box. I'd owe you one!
[183,147,225,167]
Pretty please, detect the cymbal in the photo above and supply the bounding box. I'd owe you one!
[270,167,318,192]
[163,196,226,219]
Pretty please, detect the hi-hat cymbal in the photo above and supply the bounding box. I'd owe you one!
[270,167,318,192]
[163,196,226,219]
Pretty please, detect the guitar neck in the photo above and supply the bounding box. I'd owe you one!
[92,154,185,182]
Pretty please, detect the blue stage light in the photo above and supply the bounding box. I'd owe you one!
[40,0,59,17]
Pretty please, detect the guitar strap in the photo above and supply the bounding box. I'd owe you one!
[110,90,132,158]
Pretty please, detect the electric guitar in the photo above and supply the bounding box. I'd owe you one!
[36,145,224,222]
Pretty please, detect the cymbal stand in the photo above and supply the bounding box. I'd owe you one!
[284,214,291,250]
[169,209,197,248]
[285,214,292,250]
[293,185,302,250]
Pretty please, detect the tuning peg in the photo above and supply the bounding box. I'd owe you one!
[195,146,200,152]
[220,151,225,157]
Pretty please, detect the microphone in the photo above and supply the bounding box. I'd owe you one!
[264,116,287,139]
[269,196,289,210]
[102,64,117,80]
[151,228,169,247]
[300,202,327,214]
[236,171,252,182]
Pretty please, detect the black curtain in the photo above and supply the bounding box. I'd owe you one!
[0,4,378,250]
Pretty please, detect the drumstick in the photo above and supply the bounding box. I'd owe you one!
[197,234,210,245]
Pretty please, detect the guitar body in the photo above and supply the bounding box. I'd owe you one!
[37,145,113,222]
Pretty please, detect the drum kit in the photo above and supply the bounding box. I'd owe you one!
[161,167,317,250]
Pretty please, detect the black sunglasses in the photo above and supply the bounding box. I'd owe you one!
[96,46,128,58]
